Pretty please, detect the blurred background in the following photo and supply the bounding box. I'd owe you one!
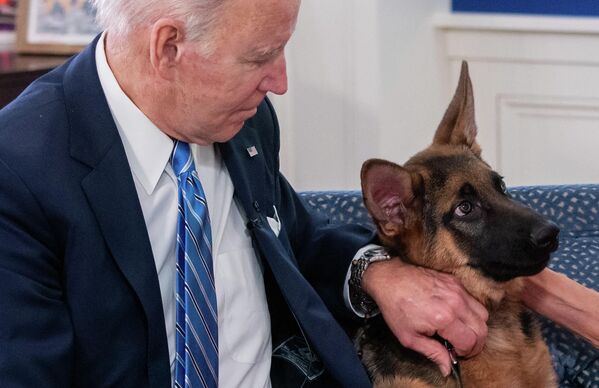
[3,1,599,190]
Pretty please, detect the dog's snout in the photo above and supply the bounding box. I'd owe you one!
[530,222,560,252]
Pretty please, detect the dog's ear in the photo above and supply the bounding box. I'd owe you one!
[433,61,481,156]
[361,159,419,237]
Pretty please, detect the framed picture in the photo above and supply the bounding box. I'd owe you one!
[0,1,17,32]
[16,0,101,55]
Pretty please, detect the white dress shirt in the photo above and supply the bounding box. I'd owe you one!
[95,33,272,388]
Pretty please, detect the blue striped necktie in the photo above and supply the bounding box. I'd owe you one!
[171,141,218,388]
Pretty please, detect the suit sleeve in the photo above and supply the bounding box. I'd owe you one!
[0,157,73,386]
[261,99,377,321]
[277,176,376,320]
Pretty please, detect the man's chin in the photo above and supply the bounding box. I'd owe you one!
[190,113,255,145]
[212,123,246,144]
[234,106,259,122]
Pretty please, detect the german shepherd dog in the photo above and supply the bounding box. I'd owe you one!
[357,62,559,387]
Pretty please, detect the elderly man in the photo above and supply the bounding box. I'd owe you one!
[2,0,596,387]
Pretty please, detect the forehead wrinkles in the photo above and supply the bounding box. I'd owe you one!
[217,0,297,41]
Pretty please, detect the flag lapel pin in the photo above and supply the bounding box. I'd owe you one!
[247,146,258,157]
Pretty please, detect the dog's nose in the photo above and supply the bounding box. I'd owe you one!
[530,221,560,252]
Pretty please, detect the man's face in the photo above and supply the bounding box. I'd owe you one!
[173,0,300,145]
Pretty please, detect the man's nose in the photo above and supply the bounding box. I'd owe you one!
[259,54,288,95]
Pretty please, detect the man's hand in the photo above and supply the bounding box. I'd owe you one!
[362,258,489,377]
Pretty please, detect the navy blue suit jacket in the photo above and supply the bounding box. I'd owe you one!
[0,38,374,387]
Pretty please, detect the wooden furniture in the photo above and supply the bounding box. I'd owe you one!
[0,51,68,109]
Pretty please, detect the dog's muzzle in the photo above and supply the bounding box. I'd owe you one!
[530,221,560,253]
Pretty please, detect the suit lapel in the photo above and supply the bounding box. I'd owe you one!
[219,125,272,224]
[219,122,371,387]
[63,36,170,388]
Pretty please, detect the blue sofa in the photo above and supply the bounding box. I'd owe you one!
[300,185,599,387]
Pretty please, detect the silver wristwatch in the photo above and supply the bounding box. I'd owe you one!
[349,246,391,316]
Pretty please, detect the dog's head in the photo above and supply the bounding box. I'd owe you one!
[361,62,559,301]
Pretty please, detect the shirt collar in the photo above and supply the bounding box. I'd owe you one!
[95,32,174,195]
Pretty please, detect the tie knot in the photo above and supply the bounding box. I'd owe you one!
[171,141,194,177]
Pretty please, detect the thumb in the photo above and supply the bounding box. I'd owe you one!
[408,335,452,377]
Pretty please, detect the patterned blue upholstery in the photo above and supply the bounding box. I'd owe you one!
[300,185,599,387]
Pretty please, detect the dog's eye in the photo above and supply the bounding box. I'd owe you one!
[455,201,473,217]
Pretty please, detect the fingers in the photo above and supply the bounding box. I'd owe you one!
[432,275,488,357]
[463,291,489,323]
[437,318,481,357]
[438,272,488,323]
[370,262,490,367]
[404,334,452,377]
[447,297,488,357]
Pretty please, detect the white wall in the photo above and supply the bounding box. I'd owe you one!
[271,0,451,190]
[271,2,599,190]
[435,13,599,186]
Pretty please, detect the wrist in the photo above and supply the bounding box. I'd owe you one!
[362,258,399,297]
[349,246,392,315]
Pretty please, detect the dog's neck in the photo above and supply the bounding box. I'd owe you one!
[390,232,525,310]
[453,266,525,310]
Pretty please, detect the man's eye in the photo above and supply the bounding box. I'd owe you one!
[242,57,268,66]
[454,201,473,217]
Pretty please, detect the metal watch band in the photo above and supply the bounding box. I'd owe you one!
[349,246,391,316]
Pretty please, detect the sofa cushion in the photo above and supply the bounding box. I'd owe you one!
[300,185,599,387]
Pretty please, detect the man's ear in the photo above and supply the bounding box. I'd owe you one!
[361,159,419,237]
[149,19,185,79]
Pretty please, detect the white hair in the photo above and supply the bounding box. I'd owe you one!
[90,0,230,50]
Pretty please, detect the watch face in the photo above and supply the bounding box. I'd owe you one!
[364,247,390,259]
[364,250,391,263]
